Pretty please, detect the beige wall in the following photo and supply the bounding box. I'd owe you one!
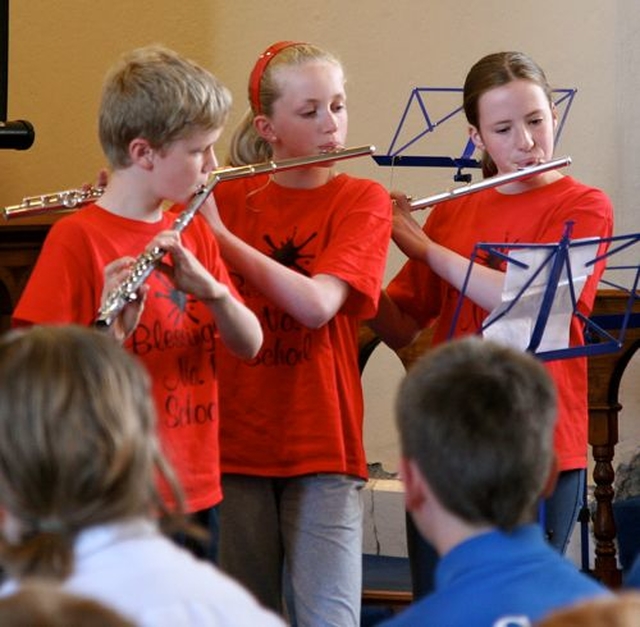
[1,0,638,473]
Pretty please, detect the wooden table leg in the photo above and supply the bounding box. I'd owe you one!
[589,403,622,588]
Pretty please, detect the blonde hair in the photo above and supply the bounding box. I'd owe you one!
[99,44,232,169]
[229,42,343,166]
[535,593,640,627]
[0,580,135,627]
[0,325,185,580]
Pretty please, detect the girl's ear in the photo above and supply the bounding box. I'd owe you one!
[129,138,154,169]
[469,124,485,151]
[253,115,278,144]
[551,102,559,133]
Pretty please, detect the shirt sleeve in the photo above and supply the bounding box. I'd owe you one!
[314,179,392,319]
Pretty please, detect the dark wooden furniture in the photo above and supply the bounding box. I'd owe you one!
[587,289,640,588]
[0,214,62,332]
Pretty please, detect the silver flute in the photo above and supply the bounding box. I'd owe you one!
[95,144,375,328]
[2,186,105,219]
[408,156,572,210]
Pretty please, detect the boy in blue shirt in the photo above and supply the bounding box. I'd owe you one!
[383,337,609,627]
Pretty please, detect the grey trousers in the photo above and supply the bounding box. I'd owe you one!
[219,473,364,627]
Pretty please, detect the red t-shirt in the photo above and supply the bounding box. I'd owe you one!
[387,175,614,472]
[13,205,239,512]
[214,173,392,479]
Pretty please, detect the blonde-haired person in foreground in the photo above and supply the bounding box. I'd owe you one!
[535,593,640,627]
[0,325,283,627]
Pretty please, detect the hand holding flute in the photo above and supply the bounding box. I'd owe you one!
[388,158,572,312]
[390,189,433,264]
[98,230,225,343]
[146,230,264,359]
[101,256,148,343]
[102,228,264,357]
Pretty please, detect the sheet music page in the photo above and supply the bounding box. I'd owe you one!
[482,239,600,353]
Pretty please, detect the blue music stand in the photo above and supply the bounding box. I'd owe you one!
[451,223,640,361]
[373,87,577,180]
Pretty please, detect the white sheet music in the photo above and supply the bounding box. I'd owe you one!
[482,239,600,353]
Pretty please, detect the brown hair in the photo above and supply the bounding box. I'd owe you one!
[396,337,557,529]
[229,42,343,166]
[0,325,185,580]
[463,52,553,177]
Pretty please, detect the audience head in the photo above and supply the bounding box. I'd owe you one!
[535,593,640,627]
[0,324,183,580]
[0,580,135,626]
[99,44,231,169]
[396,337,557,531]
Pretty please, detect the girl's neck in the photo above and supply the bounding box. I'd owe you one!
[497,169,564,195]
[270,165,337,190]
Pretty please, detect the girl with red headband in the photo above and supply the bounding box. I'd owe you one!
[203,41,392,626]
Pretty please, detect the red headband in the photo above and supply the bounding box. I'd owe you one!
[248,41,302,115]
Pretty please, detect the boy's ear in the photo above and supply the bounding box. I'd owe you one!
[129,138,154,169]
[400,456,429,513]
